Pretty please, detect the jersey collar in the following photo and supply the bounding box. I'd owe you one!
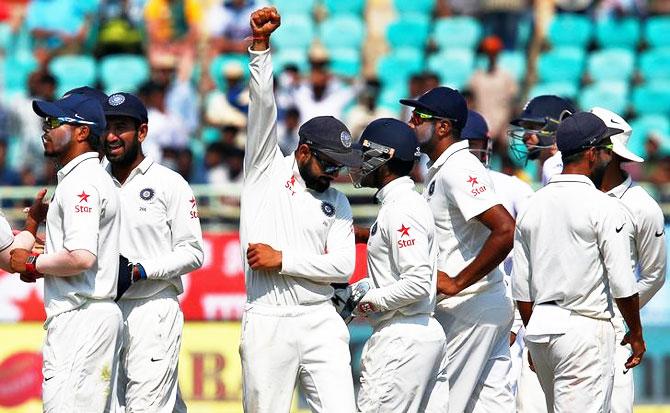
[547,174,595,188]
[427,140,469,172]
[375,176,414,205]
[606,174,633,199]
[57,152,99,183]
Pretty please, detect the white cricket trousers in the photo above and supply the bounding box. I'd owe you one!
[42,299,123,413]
[357,314,449,413]
[240,301,356,413]
[516,347,548,413]
[116,288,186,413]
[434,283,515,413]
[525,313,615,413]
[611,315,634,413]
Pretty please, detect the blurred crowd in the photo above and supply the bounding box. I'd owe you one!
[0,0,670,199]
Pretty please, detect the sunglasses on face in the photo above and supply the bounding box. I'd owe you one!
[311,151,345,175]
[43,117,95,130]
[410,110,455,125]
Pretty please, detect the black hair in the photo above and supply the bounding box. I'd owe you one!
[562,149,588,165]
[88,131,100,151]
[385,158,414,177]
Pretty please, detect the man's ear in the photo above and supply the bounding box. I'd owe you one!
[295,143,311,161]
[436,120,452,138]
[137,123,149,143]
[75,125,90,143]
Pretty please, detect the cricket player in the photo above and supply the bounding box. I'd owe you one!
[239,7,361,412]
[10,93,123,412]
[509,95,575,184]
[102,92,204,412]
[513,111,645,412]
[350,118,448,412]
[402,87,516,412]
[463,109,533,395]
[589,107,666,412]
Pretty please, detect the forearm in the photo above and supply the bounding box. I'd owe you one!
[363,276,431,312]
[36,249,96,277]
[139,244,204,280]
[615,294,643,336]
[516,300,534,327]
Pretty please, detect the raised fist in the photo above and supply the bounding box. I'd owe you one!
[250,7,281,38]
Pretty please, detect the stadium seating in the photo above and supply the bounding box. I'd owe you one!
[587,48,635,82]
[427,49,475,89]
[329,48,361,78]
[392,0,436,16]
[273,48,309,73]
[376,48,424,86]
[0,23,11,51]
[579,82,629,114]
[537,47,586,83]
[271,0,316,16]
[595,17,640,49]
[475,50,526,81]
[319,15,365,50]
[99,54,150,94]
[629,114,670,157]
[546,13,593,48]
[433,17,482,50]
[645,15,670,48]
[386,15,431,49]
[632,85,670,115]
[2,52,37,96]
[528,81,579,100]
[209,54,249,89]
[639,48,670,84]
[49,55,97,97]
[271,15,315,51]
[323,0,365,16]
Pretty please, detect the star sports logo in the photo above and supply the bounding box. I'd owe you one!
[467,176,479,187]
[189,197,199,219]
[397,224,415,248]
[468,175,487,196]
[77,191,90,203]
[75,191,92,213]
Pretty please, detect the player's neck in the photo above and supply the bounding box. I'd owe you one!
[111,154,145,185]
[599,160,625,192]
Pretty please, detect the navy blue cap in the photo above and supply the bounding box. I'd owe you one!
[360,118,420,162]
[32,94,106,136]
[103,92,148,123]
[556,112,623,157]
[63,86,108,106]
[298,116,361,167]
[462,110,489,141]
[399,86,468,131]
[511,95,576,126]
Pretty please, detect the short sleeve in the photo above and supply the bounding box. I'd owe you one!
[0,215,13,251]
[443,159,501,221]
[59,183,101,256]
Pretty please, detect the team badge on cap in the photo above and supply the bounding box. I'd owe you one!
[140,188,155,201]
[340,131,352,148]
[321,201,335,217]
[108,94,125,106]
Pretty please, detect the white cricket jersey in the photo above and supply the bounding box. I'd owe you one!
[607,175,666,308]
[541,151,562,185]
[512,174,638,320]
[108,158,204,300]
[0,214,14,251]
[239,48,355,306]
[43,152,121,325]
[423,140,505,304]
[489,170,534,219]
[363,176,437,324]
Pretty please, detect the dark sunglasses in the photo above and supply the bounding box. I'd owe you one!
[312,151,345,175]
[43,116,95,130]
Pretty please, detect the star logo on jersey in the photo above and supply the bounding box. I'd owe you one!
[189,197,197,209]
[77,191,90,203]
[397,224,410,238]
[467,176,479,187]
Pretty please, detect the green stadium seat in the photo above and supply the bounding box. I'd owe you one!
[547,13,593,48]
[99,54,150,94]
[629,115,670,157]
[386,16,431,49]
[0,23,11,51]
[49,55,97,97]
[595,17,640,49]
[273,48,309,73]
[329,48,361,78]
[537,48,585,83]
[475,50,526,81]
[378,82,408,115]
[587,49,635,82]
[271,15,314,50]
[529,81,579,100]
[639,49,670,83]
[632,85,670,115]
[427,49,475,89]
[319,15,365,50]
[392,0,436,16]
[3,53,37,95]
[433,17,481,50]
[323,0,365,16]
[645,16,670,48]
[579,82,629,114]
[209,54,249,90]
[376,48,424,88]
[271,0,316,16]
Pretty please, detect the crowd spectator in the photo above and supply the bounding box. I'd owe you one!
[144,0,203,65]
[207,0,266,55]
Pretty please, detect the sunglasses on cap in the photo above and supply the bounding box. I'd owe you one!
[43,116,96,130]
[311,150,346,175]
[410,110,456,125]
